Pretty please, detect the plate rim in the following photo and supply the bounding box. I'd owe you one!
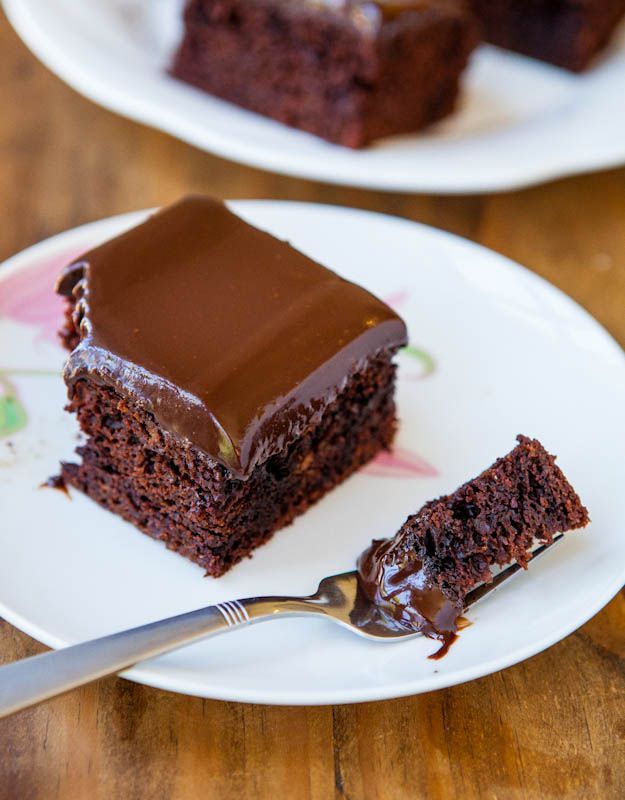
[4,0,625,195]
[1,200,625,705]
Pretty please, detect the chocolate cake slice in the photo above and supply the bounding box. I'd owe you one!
[57,196,407,576]
[170,0,478,147]
[358,436,589,647]
[469,0,625,72]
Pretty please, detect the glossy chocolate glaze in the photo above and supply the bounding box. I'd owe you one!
[57,197,407,478]
[357,537,462,656]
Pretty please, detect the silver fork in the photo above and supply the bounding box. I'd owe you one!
[0,536,562,717]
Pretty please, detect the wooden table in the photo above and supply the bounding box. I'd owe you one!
[1,11,624,800]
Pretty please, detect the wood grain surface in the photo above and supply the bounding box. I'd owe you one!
[1,11,624,800]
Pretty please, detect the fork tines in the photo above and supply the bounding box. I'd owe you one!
[464,534,565,609]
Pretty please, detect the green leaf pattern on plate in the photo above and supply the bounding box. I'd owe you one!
[0,375,28,438]
[401,344,436,379]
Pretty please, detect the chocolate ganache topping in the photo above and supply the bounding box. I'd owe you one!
[57,197,407,479]
[357,536,462,657]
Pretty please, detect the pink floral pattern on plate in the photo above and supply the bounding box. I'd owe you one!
[0,249,80,436]
[363,447,439,479]
[0,251,75,344]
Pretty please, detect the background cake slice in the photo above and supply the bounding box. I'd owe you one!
[170,0,478,147]
[359,436,589,640]
[57,196,407,576]
[469,0,625,72]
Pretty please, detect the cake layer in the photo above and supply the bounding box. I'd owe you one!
[470,0,625,71]
[62,351,398,576]
[57,197,407,478]
[170,0,478,147]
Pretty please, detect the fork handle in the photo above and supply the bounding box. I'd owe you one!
[0,596,315,718]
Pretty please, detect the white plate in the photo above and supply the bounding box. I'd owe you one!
[4,0,625,194]
[1,201,624,705]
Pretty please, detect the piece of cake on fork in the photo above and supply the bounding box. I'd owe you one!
[358,436,590,649]
[56,196,408,576]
